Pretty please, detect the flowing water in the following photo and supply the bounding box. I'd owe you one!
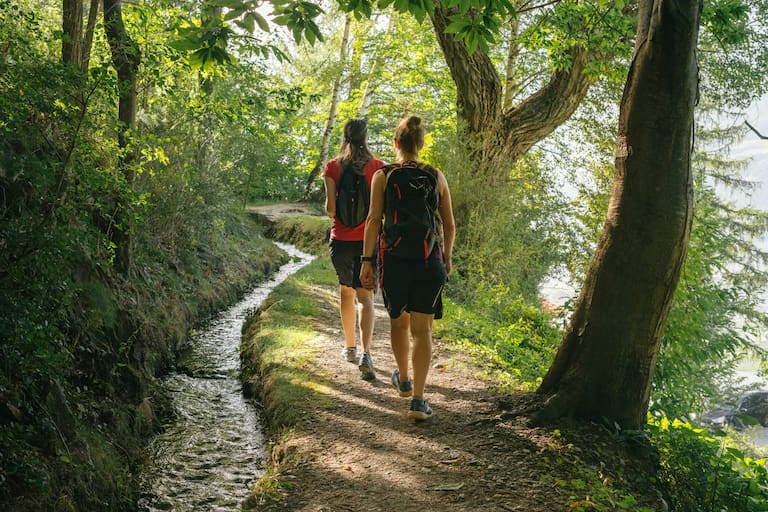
[138,242,314,512]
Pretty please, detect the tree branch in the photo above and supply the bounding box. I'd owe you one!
[746,120,768,140]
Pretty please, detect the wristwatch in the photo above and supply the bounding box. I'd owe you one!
[360,255,375,263]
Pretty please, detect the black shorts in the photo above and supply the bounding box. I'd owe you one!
[381,252,446,319]
[329,239,378,291]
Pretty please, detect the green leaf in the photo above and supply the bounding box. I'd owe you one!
[299,1,324,17]
[445,20,470,34]
[307,19,324,43]
[411,3,426,23]
[236,15,256,33]
[465,30,478,55]
[305,24,316,45]
[252,11,270,32]
[169,38,200,52]
[224,8,247,21]
[271,14,293,25]
[393,0,410,13]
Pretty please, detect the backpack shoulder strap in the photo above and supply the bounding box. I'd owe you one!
[415,162,438,178]
[381,163,400,177]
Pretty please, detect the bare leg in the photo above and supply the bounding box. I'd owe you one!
[390,312,411,381]
[356,288,375,353]
[409,312,434,398]
[339,285,357,348]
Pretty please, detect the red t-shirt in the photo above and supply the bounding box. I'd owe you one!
[323,158,384,241]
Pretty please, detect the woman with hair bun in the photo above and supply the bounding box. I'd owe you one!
[323,118,384,381]
[360,116,456,421]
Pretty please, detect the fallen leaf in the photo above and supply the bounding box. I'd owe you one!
[341,465,353,472]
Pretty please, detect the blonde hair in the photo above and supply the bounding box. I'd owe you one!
[394,116,425,159]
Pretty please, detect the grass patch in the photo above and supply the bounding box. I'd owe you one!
[270,215,330,256]
[240,257,337,429]
[240,255,339,511]
[435,296,559,391]
[242,467,296,510]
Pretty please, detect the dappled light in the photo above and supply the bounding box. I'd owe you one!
[4,0,768,510]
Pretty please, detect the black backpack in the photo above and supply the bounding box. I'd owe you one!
[382,162,440,260]
[335,161,370,227]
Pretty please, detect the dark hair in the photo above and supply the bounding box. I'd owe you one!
[338,118,373,172]
[394,116,425,157]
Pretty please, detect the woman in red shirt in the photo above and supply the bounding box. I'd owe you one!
[323,118,384,381]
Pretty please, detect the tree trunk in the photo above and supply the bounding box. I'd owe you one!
[103,0,141,273]
[502,10,520,111]
[303,14,352,200]
[430,3,501,136]
[347,26,363,99]
[81,0,101,71]
[534,0,701,429]
[430,4,592,172]
[357,13,394,118]
[62,0,83,67]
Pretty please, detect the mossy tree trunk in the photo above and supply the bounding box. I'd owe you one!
[104,0,141,273]
[534,0,701,429]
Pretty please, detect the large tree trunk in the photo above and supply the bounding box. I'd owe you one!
[303,14,352,200]
[430,3,501,136]
[430,4,593,172]
[534,0,700,429]
[103,0,141,273]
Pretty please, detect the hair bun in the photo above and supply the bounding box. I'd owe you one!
[407,116,422,130]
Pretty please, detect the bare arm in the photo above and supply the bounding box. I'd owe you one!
[437,171,455,273]
[323,176,336,219]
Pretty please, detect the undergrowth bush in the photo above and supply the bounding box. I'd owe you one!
[437,289,560,389]
[435,133,570,306]
[649,415,768,511]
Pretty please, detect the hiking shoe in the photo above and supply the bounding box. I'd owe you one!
[342,346,357,363]
[408,398,434,421]
[390,369,413,397]
[358,352,376,381]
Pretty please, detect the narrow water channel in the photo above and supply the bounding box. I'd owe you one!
[138,242,314,511]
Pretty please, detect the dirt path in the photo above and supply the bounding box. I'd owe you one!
[245,204,659,512]
[250,283,575,511]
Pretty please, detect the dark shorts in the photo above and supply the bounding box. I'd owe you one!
[381,252,446,319]
[329,239,378,291]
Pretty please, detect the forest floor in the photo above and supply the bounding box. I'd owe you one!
[243,204,664,512]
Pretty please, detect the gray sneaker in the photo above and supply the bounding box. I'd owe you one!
[408,398,433,421]
[391,369,413,397]
[342,346,357,363]
[358,352,376,381]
